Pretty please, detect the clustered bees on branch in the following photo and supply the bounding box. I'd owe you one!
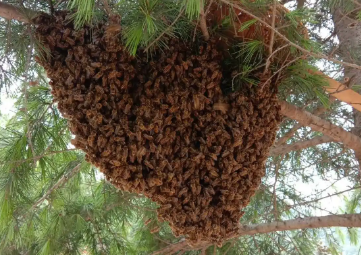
[34,12,281,245]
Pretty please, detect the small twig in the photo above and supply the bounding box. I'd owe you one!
[263,44,290,74]
[151,239,187,255]
[32,163,82,209]
[47,0,54,14]
[6,148,79,165]
[102,0,112,16]
[290,185,361,208]
[222,240,235,255]
[264,0,277,74]
[199,0,210,40]
[272,156,283,220]
[261,55,304,89]
[144,7,185,52]
[23,25,37,167]
[193,0,214,42]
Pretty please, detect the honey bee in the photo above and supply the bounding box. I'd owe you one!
[209,168,219,178]
[101,149,111,157]
[150,226,160,234]
[144,218,152,226]
[182,195,190,205]
[178,187,188,197]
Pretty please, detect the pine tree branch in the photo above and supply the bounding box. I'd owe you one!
[151,238,187,255]
[144,7,185,52]
[270,136,334,156]
[219,0,361,71]
[264,0,277,74]
[199,0,210,40]
[275,123,304,145]
[31,163,82,209]
[6,148,79,165]
[275,100,334,146]
[279,101,361,160]
[152,214,361,254]
[237,213,361,236]
[272,156,283,220]
[290,186,361,208]
[0,2,39,23]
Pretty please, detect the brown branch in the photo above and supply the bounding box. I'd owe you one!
[199,0,210,40]
[0,2,39,23]
[275,99,334,146]
[102,0,112,16]
[279,101,361,160]
[237,213,361,236]
[151,238,187,255]
[270,136,334,156]
[152,214,361,254]
[219,0,361,71]
[272,157,283,220]
[297,0,305,9]
[264,0,277,74]
[275,123,304,146]
[6,148,79,165]
[31,164,82,209]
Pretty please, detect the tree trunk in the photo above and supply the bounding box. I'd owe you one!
[332,1,361,167]
[0,2,38,23]
[280,101,361,160]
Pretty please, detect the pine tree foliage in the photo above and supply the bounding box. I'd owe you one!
[0,0,361,254]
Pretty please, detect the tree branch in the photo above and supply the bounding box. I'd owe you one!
[219,0,361,71]
[31,163,82,209]
[237,213,361,236]
[199,0,210,40]
[270,136,334,156]
[0,2,39,23]
[275,100,334,146]
[151,214,361,254]
[279,101,361,160]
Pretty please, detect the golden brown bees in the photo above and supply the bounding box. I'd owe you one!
[35,13,281,245]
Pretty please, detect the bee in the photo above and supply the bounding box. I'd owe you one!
[209,168,219,178]
[144,218,152,226]
[163,65,172,74]
[109,160,121,167]
[144,160,154,170]
[101,149,111,157]
[150,226,160,234]
[162,204,172,210]
[182,195,190,205]
[178,187,188,197]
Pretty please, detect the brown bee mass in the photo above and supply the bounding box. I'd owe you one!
[34,12,281,245]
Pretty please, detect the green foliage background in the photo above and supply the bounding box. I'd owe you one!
[0,0,361,254]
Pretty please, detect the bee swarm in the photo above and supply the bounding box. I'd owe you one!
[35,12,281,245]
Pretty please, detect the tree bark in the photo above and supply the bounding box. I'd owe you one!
[332,1,361,167]
[152,213,361,254]
[270,136,334,156]
[279,101,361,160]
[0,2,38,23]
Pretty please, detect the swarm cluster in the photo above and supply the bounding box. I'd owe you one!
[35,12,281,245]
